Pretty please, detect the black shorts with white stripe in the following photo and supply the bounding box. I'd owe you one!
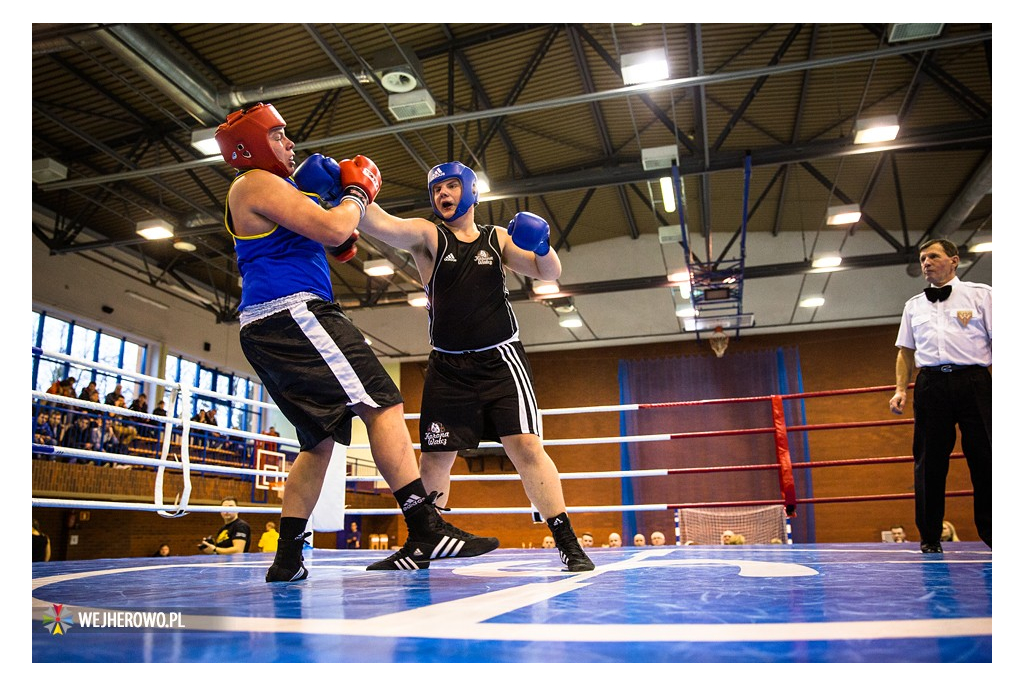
[240,297,403,452]
[419,340,541,452]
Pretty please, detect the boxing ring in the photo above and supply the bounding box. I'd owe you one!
[31,348,992,663]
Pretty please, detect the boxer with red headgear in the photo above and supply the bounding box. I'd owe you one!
[354,161,594,573]
[215,102,292,178]
[217,105,499,582]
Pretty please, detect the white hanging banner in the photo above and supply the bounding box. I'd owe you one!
[309,442,348,532]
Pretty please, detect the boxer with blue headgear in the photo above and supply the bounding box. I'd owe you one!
[353,161,594,574]
[427,161,478,221]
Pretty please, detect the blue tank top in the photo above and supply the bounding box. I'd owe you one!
[224,171,333,311]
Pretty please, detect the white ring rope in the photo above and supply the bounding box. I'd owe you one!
[31,347,783,519]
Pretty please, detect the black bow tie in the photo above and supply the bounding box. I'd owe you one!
[924,285,952,303]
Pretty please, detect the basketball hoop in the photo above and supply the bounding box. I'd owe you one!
[709,326,729,358]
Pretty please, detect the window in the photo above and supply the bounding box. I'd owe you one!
[164,353,265,433]
[32,310,148,401]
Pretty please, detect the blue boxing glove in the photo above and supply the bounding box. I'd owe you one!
[293,153,343,207]
[507,211,550,256]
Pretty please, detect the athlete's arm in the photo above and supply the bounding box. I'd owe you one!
[358,203,438,256]
[499,228,562,281]
[227,168,361,247]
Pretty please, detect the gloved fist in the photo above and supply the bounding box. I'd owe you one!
[293,153,343,206]
[508,211,551,256]
[338,155,382,216]
[327,230,359,263]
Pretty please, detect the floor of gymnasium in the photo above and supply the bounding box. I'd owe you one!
[32,543,992,663]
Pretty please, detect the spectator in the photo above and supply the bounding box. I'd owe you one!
[34,410,57,447]
[542,535,555,549]
[580,532,594,548]
[78,380,97,401]
[105,384,124,405]
[108,395,138,451]
[61,413,96,459]
[129,393,149,414]
[47,410,67,445]
[608,532,622,548]
[941,520,961,543]
[152,544,171,557]
[890,525,908,543]
[259,522,280,553]
[721,530,746,545]
[198,497,251,555]
[345,521,361,549]
[32,520,51,562]
[650,531,666,546]
[633,533,646,546]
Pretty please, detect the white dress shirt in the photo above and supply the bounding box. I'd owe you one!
[895,276,992,368]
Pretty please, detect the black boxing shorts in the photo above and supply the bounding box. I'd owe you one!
[419,340,542,452]
[239,296,403,452]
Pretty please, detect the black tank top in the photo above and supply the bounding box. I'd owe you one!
[427,223,519,352]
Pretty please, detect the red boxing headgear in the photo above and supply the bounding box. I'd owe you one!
[215,103,291,178]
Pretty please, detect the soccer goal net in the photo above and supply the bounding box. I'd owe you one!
[677,505,789,545]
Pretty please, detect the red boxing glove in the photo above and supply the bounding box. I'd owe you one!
[328,229,359,263]
[338,156,382,216]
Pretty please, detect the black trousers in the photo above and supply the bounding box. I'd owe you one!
[912,366,992,546]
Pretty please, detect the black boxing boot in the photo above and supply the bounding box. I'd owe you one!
[548,512,595,572]
[367,492,499,570]
[266,531,311,582]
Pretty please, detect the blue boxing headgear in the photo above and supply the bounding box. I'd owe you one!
[427,161,478,220]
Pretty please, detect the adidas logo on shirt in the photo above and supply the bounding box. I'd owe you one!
[443,253,457,262]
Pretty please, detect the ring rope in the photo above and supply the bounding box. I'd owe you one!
[33,349,960,525]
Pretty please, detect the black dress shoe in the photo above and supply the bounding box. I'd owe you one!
[920,542,943,554]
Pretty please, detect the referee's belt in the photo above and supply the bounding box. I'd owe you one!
[919,364,984,374]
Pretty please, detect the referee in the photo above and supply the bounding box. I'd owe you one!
[889,239,992,553]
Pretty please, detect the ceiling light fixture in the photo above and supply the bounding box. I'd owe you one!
[826,204,861,226]
[363,259,395,277]
[407,292,428,307]
[675,305,697,318]
[173,240,197,252]
[667,269,690,283]
[799,296,825,308]
[125,290,170,310]
[475,172,491,195]
[811,254,843,271]
[557,310,583,328]
[532,280,561,296]
[967,235,992,253]
[167,284,213,305]
[621,49,669,85]
[660,177,676,213]
[853,115,900,144]
[135,218,175,240]
[190,127,221,156]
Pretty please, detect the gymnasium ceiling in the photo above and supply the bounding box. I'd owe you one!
[31,23,993,359]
